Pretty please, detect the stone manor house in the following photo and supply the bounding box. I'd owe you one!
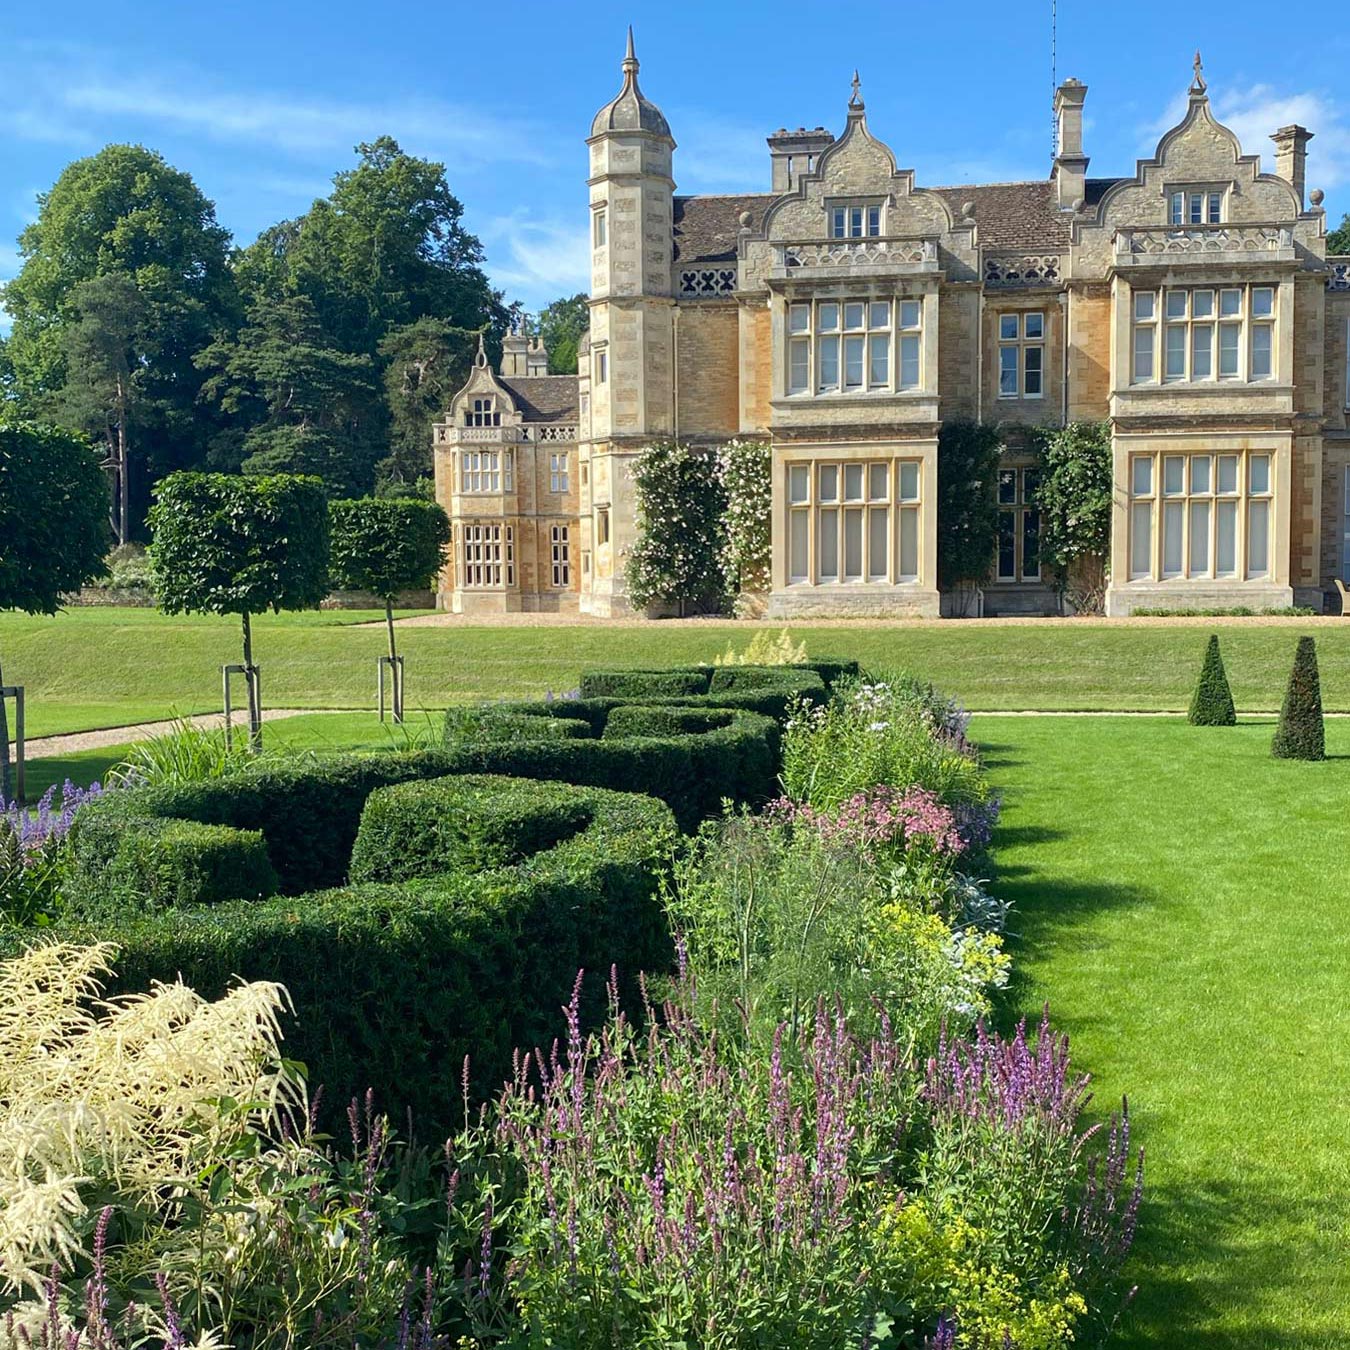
[433,38,1350,617]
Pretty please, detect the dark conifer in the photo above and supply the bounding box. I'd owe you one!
[1271,635,1325,761]
[1188,634,1237,726]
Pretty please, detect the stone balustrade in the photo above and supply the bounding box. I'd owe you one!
[1113,225,1293,261]
[983,253,1062,287]
[772,236,939,274]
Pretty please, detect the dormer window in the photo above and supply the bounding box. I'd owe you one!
[1169,190,1223,226]
[465,397,500,428]
[830,204,882,238]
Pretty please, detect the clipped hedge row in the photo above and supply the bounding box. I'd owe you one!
[350,775,593,883]
[50,776,677,1125]
[51,657,859,1127]
[440,710,779,831]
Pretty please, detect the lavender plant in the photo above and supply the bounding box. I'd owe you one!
[0,781,104,927]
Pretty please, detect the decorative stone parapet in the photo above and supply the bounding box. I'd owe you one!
[772,237,939,275]
[1326,259,1350,291]
[1112,225,1293,262]
[677,267,737,298]
[982,253,1062,287]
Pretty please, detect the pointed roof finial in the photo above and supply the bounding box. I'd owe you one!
[623,25,638,75]
[1191,49,1207,95]
[474,330,488,368]
[849,69,863,110]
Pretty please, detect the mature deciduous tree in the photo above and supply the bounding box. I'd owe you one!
[1,146,237,521]
[0,421,111,799]
[148,473,329,748]
[233,138,505,356]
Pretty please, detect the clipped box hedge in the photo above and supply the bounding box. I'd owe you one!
[50,657,859,1127]
[50,776,677,1126]
[440,710,779,831]
[350,775,593,883]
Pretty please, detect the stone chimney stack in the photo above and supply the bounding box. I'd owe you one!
[1053,78,1089,210]
[767,127,835,193]
[501,324,529,377]
[526,336,549,376]
[1272,125,1313,209]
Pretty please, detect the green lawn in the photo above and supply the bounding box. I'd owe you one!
[5,609,1350,737]
[975,714,1350,1349]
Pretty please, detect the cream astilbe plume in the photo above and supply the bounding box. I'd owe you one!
[0,942,300,1296]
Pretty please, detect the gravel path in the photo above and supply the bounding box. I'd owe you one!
[381,611,1350,630]
[22,709,336,759]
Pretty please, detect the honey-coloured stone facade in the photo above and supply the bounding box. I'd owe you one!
[431,42,1350,617]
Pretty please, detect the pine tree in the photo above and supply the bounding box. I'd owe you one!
[1187,634,1237,726]
[1271,635,1325,761]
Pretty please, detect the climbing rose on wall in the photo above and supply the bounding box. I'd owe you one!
[625,441,727,614]
[716,438,772,597]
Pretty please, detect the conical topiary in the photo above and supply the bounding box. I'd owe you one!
[1271,635,1325,761]
[1188,634,1237,726]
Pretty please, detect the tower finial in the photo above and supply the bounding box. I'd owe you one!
[849,69,863,109]
[1191,49,1207,94]
[474,330,487,368]
[623,25,638,74]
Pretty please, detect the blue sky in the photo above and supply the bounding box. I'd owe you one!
[3,0,1348,321]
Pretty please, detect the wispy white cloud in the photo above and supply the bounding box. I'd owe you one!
[481,213,590,311]
[1139,84,1350,189]
[1,46,565,173]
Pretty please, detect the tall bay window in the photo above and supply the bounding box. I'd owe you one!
[461,450,513,493]
[786,458,921,585]
[1132,285,1275,385]
[1128,451,1273,581]
[787,298,921,396]
[461,523,514,588]
[996,467,1041,581]
[998,312,1044,399]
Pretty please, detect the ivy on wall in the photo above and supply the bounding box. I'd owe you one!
[1033,420,1113,614]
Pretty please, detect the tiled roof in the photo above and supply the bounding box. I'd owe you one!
[671,178,1131,264]
[930,180,1074,251]
[499,375,579,423]
[673,193,774,263]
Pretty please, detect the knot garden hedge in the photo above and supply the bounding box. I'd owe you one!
[46,659,857,1125]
